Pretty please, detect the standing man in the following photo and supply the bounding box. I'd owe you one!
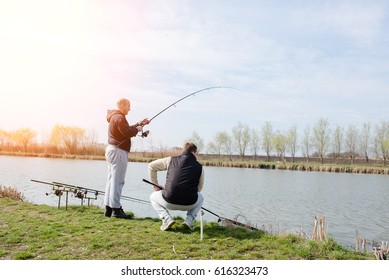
[104,98,150,219]
[149,142,204,230]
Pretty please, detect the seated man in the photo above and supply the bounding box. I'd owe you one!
[149,142,204,231]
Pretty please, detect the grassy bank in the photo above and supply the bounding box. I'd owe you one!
[0,196,374,260]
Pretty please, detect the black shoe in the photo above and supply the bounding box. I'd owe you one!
[112,207,133,219]
[105,206,113,217]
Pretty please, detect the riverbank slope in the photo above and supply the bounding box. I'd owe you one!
[0,196,374,260]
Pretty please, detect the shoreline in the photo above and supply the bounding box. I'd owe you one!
[204,161,389,175]
[1,151,388,175]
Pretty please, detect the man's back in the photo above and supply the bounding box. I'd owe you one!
[163,152,202,205]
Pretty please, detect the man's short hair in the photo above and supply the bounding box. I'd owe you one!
[183,142,197,154]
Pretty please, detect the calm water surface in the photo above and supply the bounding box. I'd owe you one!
[1,155,388,248]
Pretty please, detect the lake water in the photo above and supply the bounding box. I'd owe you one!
[1,155,388,248]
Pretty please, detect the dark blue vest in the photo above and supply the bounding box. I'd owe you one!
[162,152,202,205]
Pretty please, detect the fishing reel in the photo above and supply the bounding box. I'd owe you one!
[54,189,63,197]
[139,128,150,138]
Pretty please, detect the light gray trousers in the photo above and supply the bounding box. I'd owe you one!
[104,145,128,208]
[150,191,204,220]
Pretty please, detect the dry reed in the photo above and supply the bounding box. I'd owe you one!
[373,241,389,260]
[0,186,25,201]
[311,215,327,241]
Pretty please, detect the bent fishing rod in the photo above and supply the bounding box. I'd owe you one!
[142,178,258,231]
[139,86,237,137]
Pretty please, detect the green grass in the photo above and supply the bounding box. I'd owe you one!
[0,197,375,260]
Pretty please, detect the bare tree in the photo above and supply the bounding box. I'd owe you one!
[207,131,226,157]
[232,122,251,157]
[206,142,217,155]
[286,126,298,163]
[84,129,99,155]
[50,125,86,154]
[261,121,273,161]
[345,125,359,164]
[185,131,204,153]
[0,129,10,150]
[11,128,37,153]
[221,131,234,160]
[207,131,234,160]
[250,128,261,160]
[312,118,331,163]
[373,121,389,166]
[272,130,287,162]
[302,126,311,162]
[332,125,343,164]
[359,122,371,164]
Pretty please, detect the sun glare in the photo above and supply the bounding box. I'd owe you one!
[0,1,95,99]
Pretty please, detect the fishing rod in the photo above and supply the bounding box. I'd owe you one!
[31,178,258,230]
[31,179,100,209]
[31,179,150,209]
[142,178,258,231]
[150,86,236,122]
[139,86,237,138]
[52,181,150,205]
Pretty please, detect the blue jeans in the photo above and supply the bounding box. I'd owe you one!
[104,145,128,208]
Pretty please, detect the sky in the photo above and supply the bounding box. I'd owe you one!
[1,0,389,151]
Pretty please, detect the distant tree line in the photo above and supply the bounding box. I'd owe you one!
[1,118,389,166]
[0,125,105,156]
[187,118,389,166]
